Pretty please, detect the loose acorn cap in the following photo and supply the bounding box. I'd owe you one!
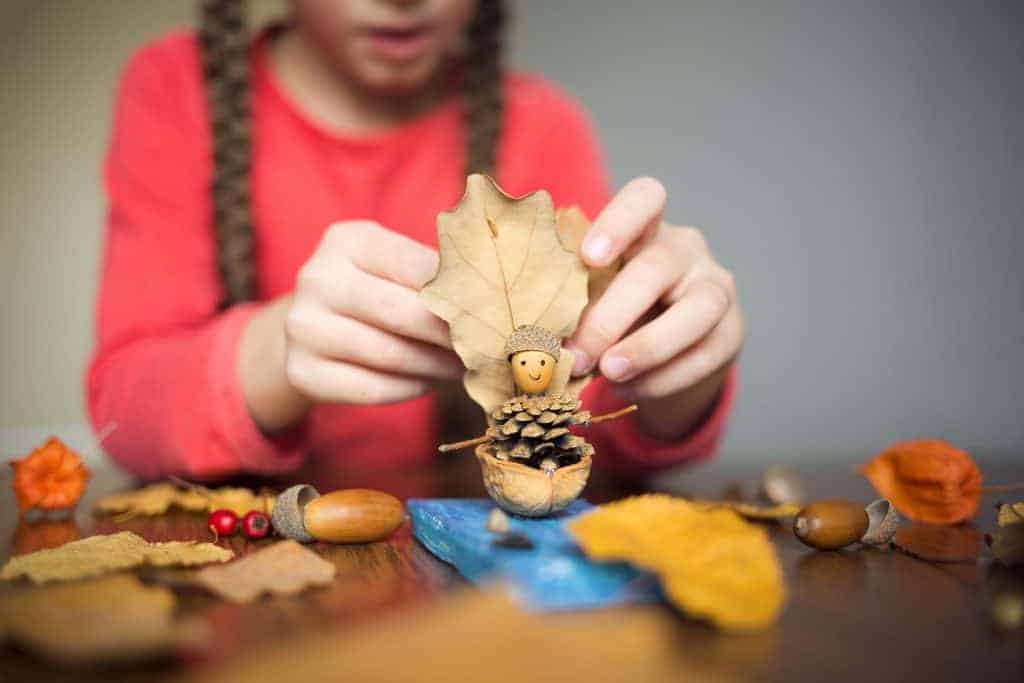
[272,484,320,543]
[760,465,804,506]
[861,498,900,545]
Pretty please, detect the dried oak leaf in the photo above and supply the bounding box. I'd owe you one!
[10,437,90,515]
[691,500,801,520]
[193,540,336,603]
[892,523,983,563]
[555,206,621,397]
[421,174,589,415]
[0,574,200,663]
[860,439,982,525]
[0,531,233,583]
[95,482,275,517]
[567,495,785,631]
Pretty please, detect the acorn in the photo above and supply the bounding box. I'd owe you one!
[860,498,900,545]
[272,485,405,544]
[793,499,869,550]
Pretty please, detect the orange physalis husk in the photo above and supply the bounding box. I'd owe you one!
[860,439,981,525]
[10,437,90,516]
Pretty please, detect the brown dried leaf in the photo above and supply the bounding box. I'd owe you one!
[421,175,589,415]
[0,574,196,662]
[567,495,786,631]
[95,482,275,517]
[892,523,983,563]
[193,540,336,603]
[691,500,801,520]
[0,531,233,583]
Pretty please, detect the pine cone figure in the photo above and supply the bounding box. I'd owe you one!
[486,394,594,472]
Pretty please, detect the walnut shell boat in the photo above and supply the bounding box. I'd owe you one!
[475,444,591,517]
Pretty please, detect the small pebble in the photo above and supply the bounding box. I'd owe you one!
[486,508,510,534]
[493,532,534,550]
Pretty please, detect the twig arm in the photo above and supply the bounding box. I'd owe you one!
[437,404,639,453]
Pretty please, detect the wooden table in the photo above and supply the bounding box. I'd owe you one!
[1,454,1021,682]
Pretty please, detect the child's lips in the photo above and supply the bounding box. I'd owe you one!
[365,25,433,62]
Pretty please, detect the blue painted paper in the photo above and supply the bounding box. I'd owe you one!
[408,498,660,611]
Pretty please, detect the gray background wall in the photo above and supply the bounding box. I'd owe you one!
[1,1,1021,462]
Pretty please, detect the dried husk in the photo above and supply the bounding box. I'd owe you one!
[10,437,90,515]
[476,444,591,517]
[861,498,900,545]
[860,439,982,525]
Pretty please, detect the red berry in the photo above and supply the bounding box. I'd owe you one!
[241,510,271,540]
[207,509,238,541]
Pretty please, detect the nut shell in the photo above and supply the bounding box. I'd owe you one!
[861,498,900,545]
[303,489,405,543]
[272,484,320,543]
[476,444,590,517]
[793,499,869,551]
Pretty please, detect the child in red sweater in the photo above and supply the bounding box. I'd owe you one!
[89,0,743,480]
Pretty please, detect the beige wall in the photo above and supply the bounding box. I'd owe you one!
[0,2,280,435]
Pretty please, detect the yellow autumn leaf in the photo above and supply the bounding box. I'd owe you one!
[421,174,589,416]
[0,574,193,662]
[0,531,233,583]
[567,495,786,631]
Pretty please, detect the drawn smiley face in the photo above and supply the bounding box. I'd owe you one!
[510,350,557,395]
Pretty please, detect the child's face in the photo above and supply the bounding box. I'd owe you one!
[510,350,557,395]
[291,0,477,95]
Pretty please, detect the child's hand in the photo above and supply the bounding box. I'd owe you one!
[566,178,744,440]
[240,221,462,430]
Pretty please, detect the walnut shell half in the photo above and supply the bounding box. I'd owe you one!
[475,444,591,517]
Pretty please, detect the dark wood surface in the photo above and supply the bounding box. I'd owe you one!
[1,454,1022,682]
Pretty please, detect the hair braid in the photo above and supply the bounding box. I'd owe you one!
[200,0,256,306]
[463,0,506,176]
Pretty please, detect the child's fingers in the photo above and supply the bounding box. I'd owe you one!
[325,220,440,290]
[619,308,744,399]
[285,348,431,405]
[598,279,731,382]
[565,240,681,374]
[581,177,666,268]
[286,303,463,380]
[312,263,453,349]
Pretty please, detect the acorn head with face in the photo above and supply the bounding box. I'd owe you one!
[504,325,561,395]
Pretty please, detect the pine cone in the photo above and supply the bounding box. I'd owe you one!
[487,394,594,470]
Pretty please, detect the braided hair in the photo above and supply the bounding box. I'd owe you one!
[199,0,506,306]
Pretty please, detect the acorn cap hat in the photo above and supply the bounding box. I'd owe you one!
[504,325,561,359]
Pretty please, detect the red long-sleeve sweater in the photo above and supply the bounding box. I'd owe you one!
[87,31,735,480]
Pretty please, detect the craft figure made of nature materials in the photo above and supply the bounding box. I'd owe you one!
[422,175,636,517]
